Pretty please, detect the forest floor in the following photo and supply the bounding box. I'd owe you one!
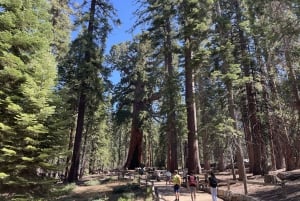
[213,169,300,201]
[57,169,300,201]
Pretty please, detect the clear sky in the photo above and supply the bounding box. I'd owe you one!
[106,0,137,52]
[106,0,139,84]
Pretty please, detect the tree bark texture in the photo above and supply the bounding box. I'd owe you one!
[64,114,77,180]
[164,17,178,172]
[67,0,95,182]
[124,118,143,169]
[184,36,200,173]
[124,97,144,169]
[67,94,86,182]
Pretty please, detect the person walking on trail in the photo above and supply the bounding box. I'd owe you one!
[165,170,171,185]
[187,171,197,201]
[208,172,218,201]
[172,170,182,201]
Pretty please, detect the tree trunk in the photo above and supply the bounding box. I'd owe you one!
[217,151,225,171]
[240,95,254,173]
[265,51,288,170]
[79,124,89,178]
[124,117,143,170]
[124,99,144,169]
[67,0,95,182]
[202,128,210,170]
[283,41,299,171]
[164,17,178,172]
[184,35,201,173]
[64,114,77,180]
[284,41,300,118]
[227,80,247,193]
[89,139,96,174]
[67,94,86,182]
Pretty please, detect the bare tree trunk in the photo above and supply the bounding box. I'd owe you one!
[202,129,210,171]
[264,51,288,170]
[79,125,89,178]
[283,40,299,171]
[241,96,254,173]
[67,0,96,182]
[164,17,178,173]
[68,93,86,182]
[64,114,77,180]
[124,100,144,169]
[217,151,225,171]
[256,48,276,172]
[227,80,247,193]
[184,35,201,173]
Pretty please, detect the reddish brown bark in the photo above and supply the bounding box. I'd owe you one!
[124,125,143,169]
[68,94,86,182]
[67,0,95,182]
[124,79,145,169]
[64,114,76,180]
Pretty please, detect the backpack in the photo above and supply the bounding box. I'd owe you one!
[188,175,196,186]
[209,177,218,187]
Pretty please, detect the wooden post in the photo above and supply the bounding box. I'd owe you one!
[138,175,141,186]
[227,180,230,190]
[281,180,286,198]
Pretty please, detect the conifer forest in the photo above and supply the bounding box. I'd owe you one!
[0,0,299,200]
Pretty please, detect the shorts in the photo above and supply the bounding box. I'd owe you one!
[174,184,180,192]
[189,185,196,192]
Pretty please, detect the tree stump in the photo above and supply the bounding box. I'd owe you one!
[264,174,279,184]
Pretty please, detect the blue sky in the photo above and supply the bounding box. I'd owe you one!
[106,0,137,52]
[106,0,139,84]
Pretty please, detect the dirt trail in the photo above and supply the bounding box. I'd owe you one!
[154,181,223,201]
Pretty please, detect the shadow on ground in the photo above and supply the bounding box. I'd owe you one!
[56,182,149,201]
[249,183,300,201]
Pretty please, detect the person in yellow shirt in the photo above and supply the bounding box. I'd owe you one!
[172,170,182,201]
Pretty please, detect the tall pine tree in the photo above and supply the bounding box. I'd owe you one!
[0,0,57,194]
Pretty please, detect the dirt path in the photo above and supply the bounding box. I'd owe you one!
[154,181,223,201]
[67,170,300,201]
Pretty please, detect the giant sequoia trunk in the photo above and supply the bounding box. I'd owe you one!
[124,128,143,169]
[124,100,144,169]
[124,74,146,169]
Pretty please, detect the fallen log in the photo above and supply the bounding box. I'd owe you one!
[277,169,300,181]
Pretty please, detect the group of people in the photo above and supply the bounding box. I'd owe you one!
[167,170,218,201]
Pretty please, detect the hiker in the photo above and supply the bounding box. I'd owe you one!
[187,171,197,201]
[208,172,218,201]
[172,170,182,201]
[165,170,171,185]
